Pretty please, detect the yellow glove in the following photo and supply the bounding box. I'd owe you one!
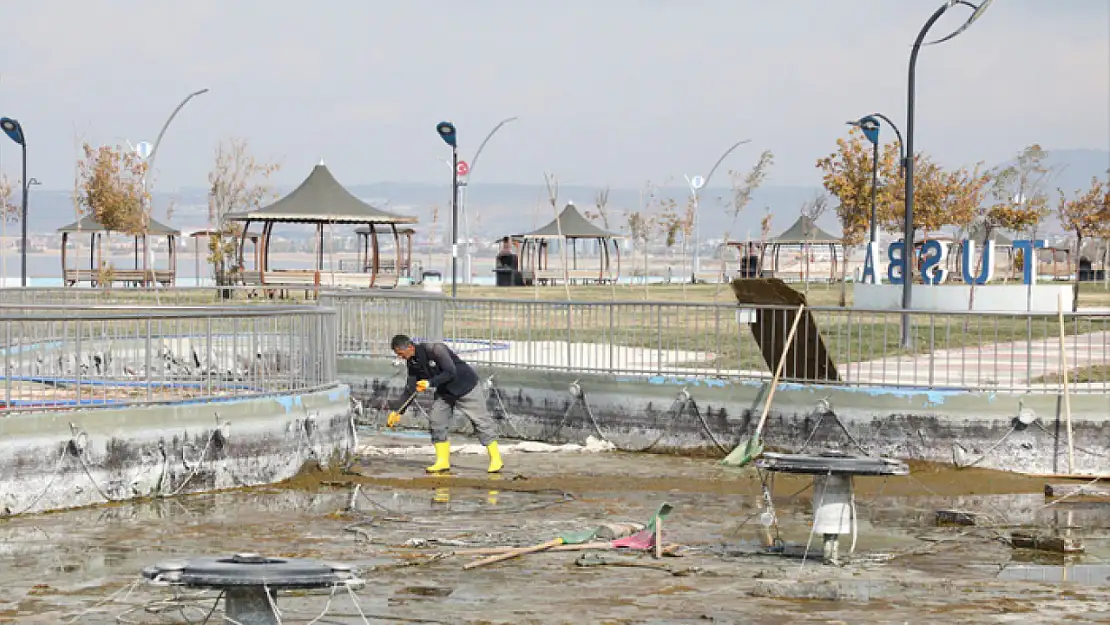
[386,411,401,428]
[415,379,430,393]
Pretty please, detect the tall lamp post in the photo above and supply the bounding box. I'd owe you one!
[0,117,28,286]
[685,138,751,281]
[435,121,459,298]
[141,88,208,283]
[901,0,993,346]
[459,116,517,285]
[847,113,905,252]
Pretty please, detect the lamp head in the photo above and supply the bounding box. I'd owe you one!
[0,118,25,146]
[436,121,457,148]
[848,116,881,146]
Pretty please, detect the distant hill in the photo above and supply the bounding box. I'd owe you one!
[23,148,1110,240]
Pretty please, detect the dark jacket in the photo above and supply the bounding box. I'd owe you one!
[400,342,479,407]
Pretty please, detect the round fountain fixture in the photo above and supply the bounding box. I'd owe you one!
[142,553,364,625]
[756,451,910,565]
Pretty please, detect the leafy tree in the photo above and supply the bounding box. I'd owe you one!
[76,143,151,285]
[77,143,149,236]
[1058,177,1110,310]
[207,138,279,285]
[816,127,901,252]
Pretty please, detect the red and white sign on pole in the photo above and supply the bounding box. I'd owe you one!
[456,160,470,177]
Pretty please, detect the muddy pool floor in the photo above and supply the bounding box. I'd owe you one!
[3,429,1110,623]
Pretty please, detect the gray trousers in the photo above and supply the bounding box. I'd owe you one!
[429,392,499,446]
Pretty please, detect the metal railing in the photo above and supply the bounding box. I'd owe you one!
[0,286,309,306]
[323,291,1110,394]
[0,303,338,412]
[4,287,1104,395]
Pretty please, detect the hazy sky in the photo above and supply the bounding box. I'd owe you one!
[1,0,1107,193]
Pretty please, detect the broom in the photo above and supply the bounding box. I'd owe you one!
[720,304,806,467]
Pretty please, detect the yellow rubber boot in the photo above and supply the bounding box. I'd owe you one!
[426,442,451,473]
[486,440,504,474]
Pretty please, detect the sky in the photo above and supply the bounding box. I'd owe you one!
[0,0,1107,194]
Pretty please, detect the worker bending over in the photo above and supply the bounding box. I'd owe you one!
[387,334,503,474]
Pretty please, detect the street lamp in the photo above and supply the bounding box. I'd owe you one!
[901,0,993,346]
[139,88,208,285]
[1,117,28,286]
[847,113,905,250]
[685,139,751,281]
[435,121,459,298]
[459,116,517,285]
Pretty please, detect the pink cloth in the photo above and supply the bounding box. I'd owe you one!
[610,528,659,550]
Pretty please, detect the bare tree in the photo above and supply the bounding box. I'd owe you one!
[207,138,280,286]
[543,172,571,301]
[799,192,830,298]
[716,150,775,295]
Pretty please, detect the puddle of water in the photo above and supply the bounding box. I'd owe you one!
[6,435,1110,623]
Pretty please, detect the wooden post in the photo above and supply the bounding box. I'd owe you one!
[1058,292,1075,474]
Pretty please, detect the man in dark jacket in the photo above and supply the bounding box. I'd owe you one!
[387,334,502,474]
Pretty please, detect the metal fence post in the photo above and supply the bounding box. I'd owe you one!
[566,303,573,371]
[145,317,153,401]
[656,304,663,376]
[609,303,615,375]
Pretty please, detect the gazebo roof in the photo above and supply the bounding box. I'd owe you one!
[224,162,417,225]
[187,228,261,240]
[769,215,840,244]
[57,214,181,236]
[519,203,621,239]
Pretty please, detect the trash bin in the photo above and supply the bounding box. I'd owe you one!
[495,248,520,287]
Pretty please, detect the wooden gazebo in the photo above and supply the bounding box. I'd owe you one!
[224,161,417,289]
[354,226,415,279]
[514,203,622,285]
[58,215,179,287]
[761,215,842,282]
[187,228,261,286]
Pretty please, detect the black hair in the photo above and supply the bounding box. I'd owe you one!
[390,334,414,351]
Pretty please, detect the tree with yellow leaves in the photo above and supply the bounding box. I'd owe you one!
[1058,177,1109,310]
[76,143,151,285]
[77,143,149,235]
[816,127,900,302]
[207,138,280,286]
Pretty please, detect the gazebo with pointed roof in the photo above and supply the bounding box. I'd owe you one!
[224,162,418,289]
[58,214,181,287]
[509,203,623,285]
[725,215,843,282]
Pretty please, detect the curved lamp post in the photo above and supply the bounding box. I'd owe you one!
[435,121,459,298]
[0,117,28,286]
[901,0,993,346]
[686,139,751,280]
[459,116,517,285]
[138,88,208,285]
[847,113,905,248]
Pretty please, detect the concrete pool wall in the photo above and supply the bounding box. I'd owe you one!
[0,384,353,515]
[342,357,1109,475]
